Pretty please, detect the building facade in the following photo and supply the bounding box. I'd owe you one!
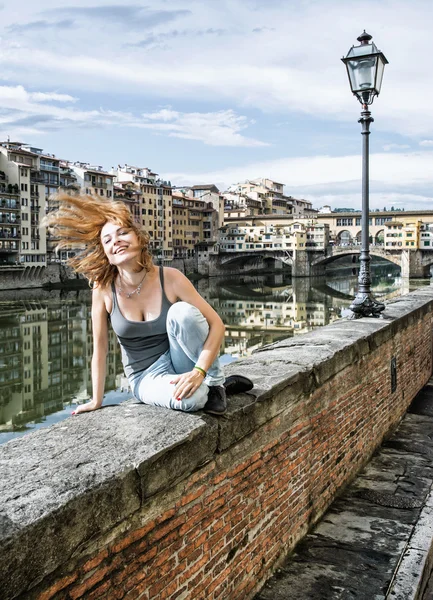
[172,191,219,258]
[113,165,173,261]
[218,219,329,252]
[227,178,314,217]
[0,142,49,266]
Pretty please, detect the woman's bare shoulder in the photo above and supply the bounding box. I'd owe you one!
[162,267,188,302]
[163,266,185,282]
[92,282,112,313]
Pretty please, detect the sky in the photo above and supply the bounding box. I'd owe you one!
[0,0,432,211]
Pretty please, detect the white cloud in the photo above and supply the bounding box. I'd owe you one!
[419,140,433,147]
[383,143,410,151]
[1,0,433,139]
[165,150,433,210]
[0,86,266,148]
[30,91,77,103]
[139,109,269,147]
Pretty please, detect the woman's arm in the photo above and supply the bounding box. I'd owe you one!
[168,269,225,400]
[73,286,109,414]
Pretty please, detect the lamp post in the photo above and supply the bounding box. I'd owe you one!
[342,31,388,318]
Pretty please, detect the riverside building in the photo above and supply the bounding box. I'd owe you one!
[218,220,329,252]
[317,210,433,248]
[172,190,219,258]
[112,165,173,261]
[226,178,315,217]
[0,141,52,266]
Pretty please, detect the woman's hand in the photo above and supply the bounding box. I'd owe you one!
[72,400,101,415]
[171,369,205,401]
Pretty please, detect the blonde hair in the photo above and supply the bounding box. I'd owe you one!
[43,193,153,288]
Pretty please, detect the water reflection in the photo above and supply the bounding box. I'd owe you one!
[197,263,409,359]
[0,263,427,443]
[0,290,129,444]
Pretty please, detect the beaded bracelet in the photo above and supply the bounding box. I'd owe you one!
[194,366,207,378]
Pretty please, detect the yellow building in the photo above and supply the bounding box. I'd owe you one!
[384,221,403,248]
[402,221,420,249]
[113,165,173,261]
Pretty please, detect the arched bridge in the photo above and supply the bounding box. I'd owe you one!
[218,249,293,267]
[201,245,433,278]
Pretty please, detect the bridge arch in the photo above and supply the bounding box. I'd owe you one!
[337,230,353,245]
[311,247,402,269]
[218,251,293,268]
[375,229,384,245]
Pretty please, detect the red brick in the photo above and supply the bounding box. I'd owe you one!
[124,587,141,600]
[155,508,177,524]
[123,567,148,593]
[151,538,183,568]
[149,514,186,543]
[179,485,207,507]
[69,564,113,599]
[82,549,109,573]
[182,552,209,582]
[111,521,156,554]
[184,462,215,489]
[158,579,185,599]
[37,573,78,600]
[86,579,113,600]
[148,577,167,598]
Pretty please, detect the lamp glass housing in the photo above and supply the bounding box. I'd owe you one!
[342,40,388,105]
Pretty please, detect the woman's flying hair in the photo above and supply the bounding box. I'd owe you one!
[42,193,153,288]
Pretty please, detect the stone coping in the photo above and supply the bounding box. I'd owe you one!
[1,287,433,598]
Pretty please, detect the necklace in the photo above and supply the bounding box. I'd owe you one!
[117,271,147,299]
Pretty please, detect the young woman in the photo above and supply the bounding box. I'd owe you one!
[44,193,252,416]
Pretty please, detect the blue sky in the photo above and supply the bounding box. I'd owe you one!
[0,0,432,210]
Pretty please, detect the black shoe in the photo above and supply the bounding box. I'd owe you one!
[223,375,254,396]
[204,385,227,415]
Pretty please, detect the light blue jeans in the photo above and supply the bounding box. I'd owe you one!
[130,302,225,412]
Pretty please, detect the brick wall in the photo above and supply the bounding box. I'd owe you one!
[2,290,433,600]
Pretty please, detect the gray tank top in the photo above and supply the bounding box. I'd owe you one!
[110,267,172,379]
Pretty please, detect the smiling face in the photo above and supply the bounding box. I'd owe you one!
[100,221,142,267]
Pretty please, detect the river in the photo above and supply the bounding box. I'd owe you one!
[0,262,429,444]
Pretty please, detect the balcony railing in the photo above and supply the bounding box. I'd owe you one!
[0,232,20,239]
[39,164,59,172]
[0,216,20,224]
[91,181,108,189]
[0,200,19,210]
[30,175,45,184]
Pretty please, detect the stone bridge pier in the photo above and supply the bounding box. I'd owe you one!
[400,250,432,279]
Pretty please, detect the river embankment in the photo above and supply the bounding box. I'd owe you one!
[1,287,432,599]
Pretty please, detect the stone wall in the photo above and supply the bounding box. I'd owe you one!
[0,264,84,290]
[1,289,433,600]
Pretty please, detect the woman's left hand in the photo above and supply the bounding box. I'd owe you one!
[171,369,205,400]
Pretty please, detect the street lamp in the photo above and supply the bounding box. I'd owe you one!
[342,31,388,318]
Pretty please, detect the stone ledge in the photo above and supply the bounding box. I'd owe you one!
[219,288,433,450]
[0,403,216,598]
